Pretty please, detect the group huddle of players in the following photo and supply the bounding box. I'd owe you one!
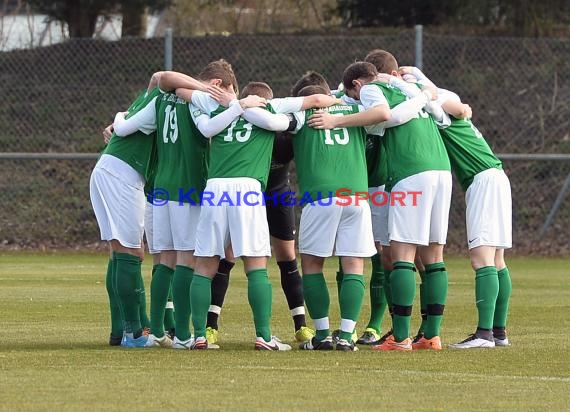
[89,47,512,352]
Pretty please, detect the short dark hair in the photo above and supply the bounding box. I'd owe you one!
[364,49,398,74]
[342,62,378,91]
[297,85,329,97]
[291,71,330,97]
[198,59,239,95]
[240,81,273,99]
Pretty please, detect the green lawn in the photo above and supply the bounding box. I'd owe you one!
[0,252,569,411]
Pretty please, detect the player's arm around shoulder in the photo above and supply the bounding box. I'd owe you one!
[193,95,267,138]
[157,71,207,93]
[112,97,158,137]
[242,107,292,132]
[299,94,339,110]
[438,89,472,119]
[308,86,390,130]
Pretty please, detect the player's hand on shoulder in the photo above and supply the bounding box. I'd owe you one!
[375,73,394,84]
[399,66,425,80]
[460,104,472,119]
[420,84,438,100]
[239,94,267,110]
[320,94,340,108]
[308,110,336,129]
[103,124,113,144]
[398,66,414,75]
[206,84,236,107]
[113,111,128,123]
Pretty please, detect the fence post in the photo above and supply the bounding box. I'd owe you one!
[164,27,173,70]
[539,172,570,239]
[415,24,423,70]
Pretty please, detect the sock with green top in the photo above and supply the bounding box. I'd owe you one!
[137,268,150,329]
[303,273,330,341]
[390,261,416,342]
[190,273,212,339]
[494,266,512,328]
[114,252,143,336]
[106,257,123,339]
[246,269,273,341]
[424,262,448,339]
[367,254,387,333]
[172,265,194,341]
[475,266,499,330]
[339,274,365,342]
[150,264,174,338]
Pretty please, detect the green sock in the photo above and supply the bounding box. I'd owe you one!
[494,267,512,328]
[367,254,387,333]
[172,265,194,341]
[137,269,150,329]
[164,282,175,333]
[114,252,143,335]
[475,266,499,330]
[246,269,272,341]
[190,273,212,338]
[390,261,416,342]
[423,262,448,339]
[339,274,365,341]
[335,257,343,306]
[150,264,174,338]
[105,258,123,338]
[418,270,427,333]
[383,268,393,316]
[303,273,330,341]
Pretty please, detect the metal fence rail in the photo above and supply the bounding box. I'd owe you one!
[0,153,568,253]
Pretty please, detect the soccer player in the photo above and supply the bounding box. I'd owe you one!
[294,72,380,345]
[100,123,153,344]
[201,133,314,346]
[400,66,513,348]
[205,250,236,345]
[261,132,315,342]
[291,83,378,351]
[141,161,176,340]
[90,86,160,348]
[310,56,452,351]
[355,135,390,345]
[184,81,336,350]
[201,72,337,346]
[113,62,266,349]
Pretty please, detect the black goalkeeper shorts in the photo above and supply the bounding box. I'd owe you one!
[266,191,296,241]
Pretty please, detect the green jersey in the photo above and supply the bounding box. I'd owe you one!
[103,88,160,179]
[365,135,388,187]
[293,104,368,201]
[154,92,208,203]
[366,82,450,191]
[205,105,276,190]
[439,116,502,192]
[143,146,158,197]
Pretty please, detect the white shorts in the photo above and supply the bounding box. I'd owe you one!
[89,155,145,248]
[153,201,201,251]
[299,196,376,258]
[369,185,390,246]
[144,202,159,254]
[194,178,270,258]
[388,170,452,246]
[466,168,512,249]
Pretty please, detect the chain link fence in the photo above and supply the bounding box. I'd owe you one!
[1,30,569,254]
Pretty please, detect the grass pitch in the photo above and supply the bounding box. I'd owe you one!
[0,252,569,411]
